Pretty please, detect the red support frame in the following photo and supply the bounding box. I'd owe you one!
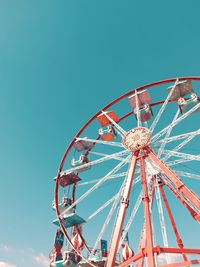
[159,185,188,262]
[145,148,200,211]
[140,156,155,267]
[53,77,200,266]
[161,175,200,223]
[106,152,139,267]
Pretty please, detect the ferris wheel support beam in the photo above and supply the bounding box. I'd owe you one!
[140,156,156,267]
[106,152,139,267]
[117,251,144,267]
[137,177,156,267]
[162,175,200,223]
[155,247,200,254]
[159,185,188,262]
[146,148,200,211]
[157,259,200,267]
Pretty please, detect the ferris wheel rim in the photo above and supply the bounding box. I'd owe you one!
[54,76,200,266]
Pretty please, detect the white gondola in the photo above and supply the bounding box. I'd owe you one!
[128,90,153,122]
[178,93,200,114]
[71,155,91,172]
[74,138,94,152]
[98,125,117,141]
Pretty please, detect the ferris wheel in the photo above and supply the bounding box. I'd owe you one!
[50,77,200,267]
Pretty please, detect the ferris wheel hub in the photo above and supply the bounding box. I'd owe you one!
[122,127,151,152]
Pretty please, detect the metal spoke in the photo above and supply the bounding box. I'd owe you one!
[87,194,118,221]
[89,151,129,162]
[61,155,131,215]
[76,137,123,148]
[153,129,200,145]
[61,150,130,175]
[173,170,200,181]
[166,158,192,167]
[150,79,179,134]
[161,174,200,215]
[162,150,200,162]
[152,102,200,142]
[78,172,127,187]
[90,178,126,256]
[135,89,142,127]
[101,110,126,136]
[162,135,198,163]
[119,191,142,246]
[157,110,180,158]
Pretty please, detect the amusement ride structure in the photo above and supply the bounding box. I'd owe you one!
[49,77,200,267]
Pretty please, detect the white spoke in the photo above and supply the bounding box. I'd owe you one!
[173,170,200,181]
[90,177,126,256]
[147,162,169,261]
[120,191,142,246]
[78,172,127,187]
[89,151,129,162]
[166,158,192,167]
[162,135,196,162]
[157,110,180,158]
[87,194,117,221]
[153,129,200,145]
[152,102,200,142]
[135,89,141,127]
[161,174,200,215]
[150,79,179,134]
[144,121,148,128]
[61,155,131,215]
[162,150,200,162]
[101,110,126,136]
[61,150,129,175]
[76,137,123,148]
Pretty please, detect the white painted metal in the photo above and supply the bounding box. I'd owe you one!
[119,191,142,246]
[150,79,179,134]
[90,178,126,256]
[152,102,200,142]
[76,137,124,147]
[153,129,200,145]
[78,172,127,186]
[157,110,180,158]
[89,151,129,162]
[135,89,142,127]
[101,110,127,136]
[162,150,200,162]
[62,155,131,215]
[61,150,130,175]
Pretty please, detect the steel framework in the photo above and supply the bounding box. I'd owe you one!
[51,77,200,267]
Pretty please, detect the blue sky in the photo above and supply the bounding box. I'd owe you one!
[0,1,200,266]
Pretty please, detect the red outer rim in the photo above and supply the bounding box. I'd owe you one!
[54,76,200,263]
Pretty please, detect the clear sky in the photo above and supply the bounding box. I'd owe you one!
[0,1,200,267]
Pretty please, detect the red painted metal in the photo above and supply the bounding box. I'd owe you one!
[159,185,188,262]
[140,156,155,267]
[161,175,200,223]
[117,251,144,267]
[136,177,156,267]
[105,152,139,267]
[54,77,200,265]
[157,259,200,267]
[145,147,200,211]
[154,247,200,254]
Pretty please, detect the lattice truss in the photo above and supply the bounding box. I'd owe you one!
[50,78,200,267]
